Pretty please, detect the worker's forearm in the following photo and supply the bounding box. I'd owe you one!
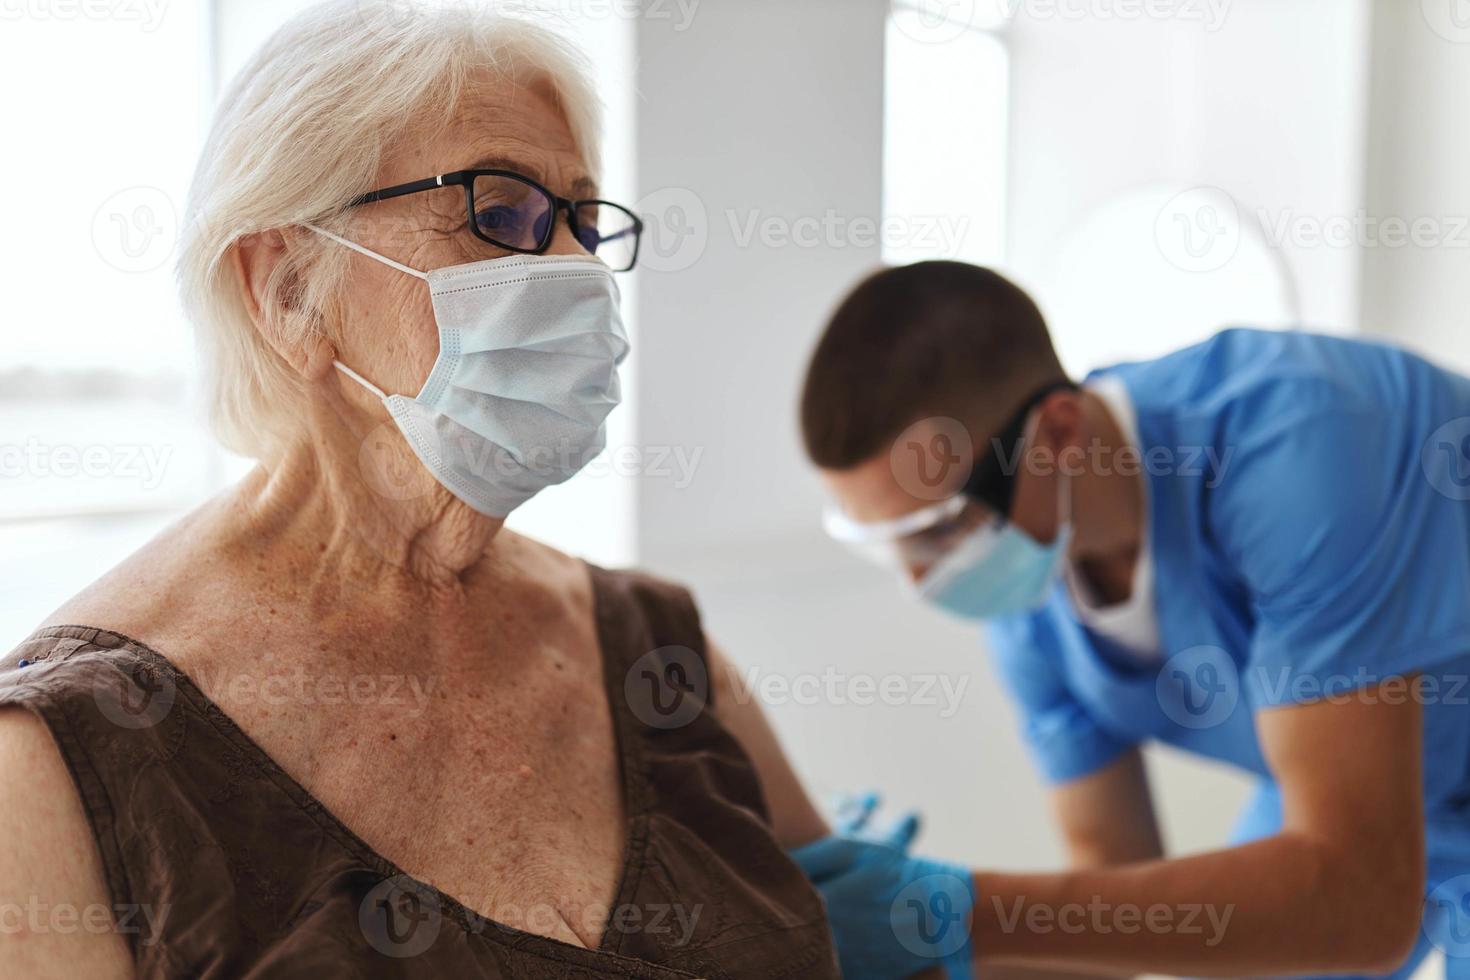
[970,832,1419,977]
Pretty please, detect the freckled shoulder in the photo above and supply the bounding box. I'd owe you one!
[491,530,598,622]
[33,498,235,648]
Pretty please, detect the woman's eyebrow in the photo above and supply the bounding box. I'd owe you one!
[464,155,599,199]
[569,175,599,199]
[466,153,539,177]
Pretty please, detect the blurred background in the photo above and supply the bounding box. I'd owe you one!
[1,2,1466,971]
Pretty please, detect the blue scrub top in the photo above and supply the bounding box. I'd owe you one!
[986,328,1470,880]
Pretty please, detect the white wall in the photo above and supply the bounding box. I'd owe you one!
[631,0,890,565]
[629,0,1419,875]
[1360,0,1470,372]
[1004,0,1373,376]
[627,0,1050,867]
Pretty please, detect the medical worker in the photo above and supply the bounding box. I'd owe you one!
[790,260,1470,979]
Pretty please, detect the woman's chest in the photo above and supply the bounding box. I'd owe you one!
[191,632,631,948]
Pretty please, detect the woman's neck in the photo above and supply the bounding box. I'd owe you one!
[233,427,507,596]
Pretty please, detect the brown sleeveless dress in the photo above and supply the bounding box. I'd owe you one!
[0,565,840,979]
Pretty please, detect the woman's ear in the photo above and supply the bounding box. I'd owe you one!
[231,229,336,381]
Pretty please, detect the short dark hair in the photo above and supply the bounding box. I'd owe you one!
[800,261,1066,470]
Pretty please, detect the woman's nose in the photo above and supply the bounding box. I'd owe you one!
[544,211,593,259]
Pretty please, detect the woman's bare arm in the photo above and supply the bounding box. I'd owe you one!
[0,709,133,979]
[704,639,830,848]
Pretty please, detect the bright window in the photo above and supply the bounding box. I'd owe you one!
[0,5,217,644]
[1,1,638,648]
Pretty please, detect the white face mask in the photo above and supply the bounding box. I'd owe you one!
[306,224,630,518]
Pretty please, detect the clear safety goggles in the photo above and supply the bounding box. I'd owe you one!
[822,494,1002,575]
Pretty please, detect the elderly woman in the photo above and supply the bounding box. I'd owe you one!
[0,3,842,976]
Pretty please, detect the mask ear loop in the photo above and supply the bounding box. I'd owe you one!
[1058,466,1074,549]
[303,223,429,280]
[333,359,388,401]
[1021,397,1075,545]
[302,222,429,399]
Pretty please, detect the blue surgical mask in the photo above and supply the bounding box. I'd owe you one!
[304,224,628,518]
[915,477,1072,620]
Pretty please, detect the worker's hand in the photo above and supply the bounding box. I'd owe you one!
[790,792,975,980]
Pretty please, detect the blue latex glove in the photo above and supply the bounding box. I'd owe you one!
[791,792,976,980]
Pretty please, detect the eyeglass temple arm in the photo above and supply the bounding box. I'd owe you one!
[348,173,467,208]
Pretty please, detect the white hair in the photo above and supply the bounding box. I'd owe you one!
[178,0,603,460]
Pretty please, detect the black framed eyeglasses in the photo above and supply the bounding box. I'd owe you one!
[348,169,644,272]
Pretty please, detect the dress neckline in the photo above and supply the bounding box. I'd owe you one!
[23,561,693,977]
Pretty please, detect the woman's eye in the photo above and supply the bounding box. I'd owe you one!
[476,205,517,232]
